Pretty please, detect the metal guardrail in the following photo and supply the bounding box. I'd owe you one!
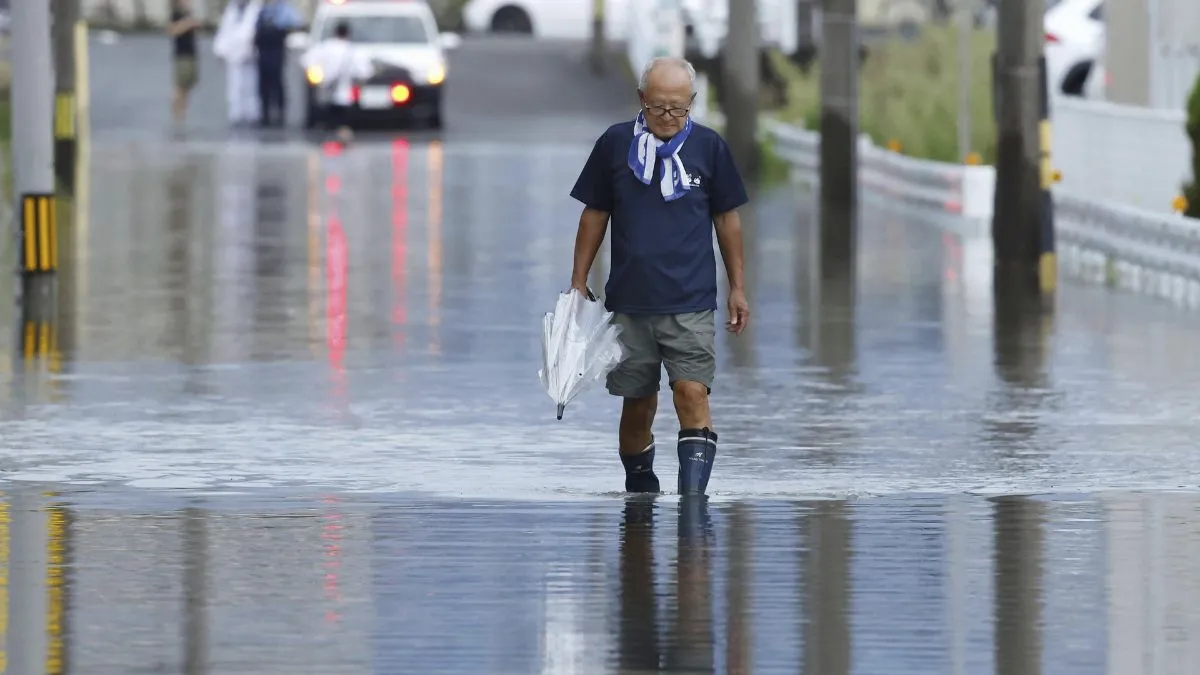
[767,119,1200,309]
[766,119,995,220]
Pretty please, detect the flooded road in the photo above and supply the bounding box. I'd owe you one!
[0,33,1199,674]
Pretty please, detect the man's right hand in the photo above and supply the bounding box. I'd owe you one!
[570,280,595,301]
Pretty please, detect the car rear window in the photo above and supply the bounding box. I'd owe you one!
[319,15,431,44]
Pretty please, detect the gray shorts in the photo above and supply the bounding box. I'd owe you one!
[606,311,717,399]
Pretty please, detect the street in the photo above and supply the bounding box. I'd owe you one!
[0,32,1199,674]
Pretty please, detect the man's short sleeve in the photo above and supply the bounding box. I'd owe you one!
[709,136,749,215]
[570,130,614,212]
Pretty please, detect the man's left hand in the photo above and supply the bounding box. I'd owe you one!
[726,289,749,335]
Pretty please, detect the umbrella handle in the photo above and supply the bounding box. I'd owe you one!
[556,403,565,420]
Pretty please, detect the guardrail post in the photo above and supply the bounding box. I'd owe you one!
[52,0,79,194]
[1037,56,1056,297]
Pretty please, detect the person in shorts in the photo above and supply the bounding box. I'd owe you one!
[167,0,201,125]
[300,21,373,143]
[568,56,751,497]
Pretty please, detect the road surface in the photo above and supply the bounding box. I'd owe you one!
[0,33,1197,675]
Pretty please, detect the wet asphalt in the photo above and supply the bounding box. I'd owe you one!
[0,32,1199,674]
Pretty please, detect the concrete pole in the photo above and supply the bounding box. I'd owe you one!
[589,0,607,75]
[723,0,761,177]
[956,0,972,163]
[1105,0,1151,107]
[819,0,859,264]
[11,0,59,284]
[53,0,80,193]
[991,0,1045,295]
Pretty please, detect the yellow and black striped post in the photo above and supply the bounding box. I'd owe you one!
[1037,55,1056,297]
[53,91,76,192]
[52,0,81,193]
[19,193,59,275]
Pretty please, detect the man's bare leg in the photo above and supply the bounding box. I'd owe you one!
[673,380,717,495]
[619,394,660,493]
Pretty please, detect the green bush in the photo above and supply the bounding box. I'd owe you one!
[1183,72,1200,218]
[772,24,997,164]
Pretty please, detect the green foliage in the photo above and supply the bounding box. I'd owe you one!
[1183,72,1200,218]
[428,0,473,31]
[771,24,997,164]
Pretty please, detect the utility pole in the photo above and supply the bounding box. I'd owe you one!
[11,0,60,289]
[819,0,859,264]
[589,0,606,75]
[723,0,760,178]
[992,0,1053,297]
[53,0,80,194]
[956,0,972,163]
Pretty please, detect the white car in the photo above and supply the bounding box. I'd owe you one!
[287,0,463,129]
[1044,0,1104,98]
[462,0,630,40]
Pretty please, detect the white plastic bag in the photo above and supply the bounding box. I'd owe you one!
[538,289,625,419]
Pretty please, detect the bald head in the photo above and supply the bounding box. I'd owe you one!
[638,57,696,95]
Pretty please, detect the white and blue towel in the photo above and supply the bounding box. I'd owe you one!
[627,112,694,202]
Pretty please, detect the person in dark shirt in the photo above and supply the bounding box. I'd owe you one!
[254,0,301,127]
[569,56,750,497]
[167,0,201,125]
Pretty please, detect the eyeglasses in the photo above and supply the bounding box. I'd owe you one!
[641,93,696,119]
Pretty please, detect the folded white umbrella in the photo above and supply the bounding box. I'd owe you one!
[538,289,625,419]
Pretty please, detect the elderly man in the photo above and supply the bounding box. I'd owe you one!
[568,56,750,496]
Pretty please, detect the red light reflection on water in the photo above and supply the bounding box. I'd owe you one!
[391,138,409,348]
[320,495,344,626]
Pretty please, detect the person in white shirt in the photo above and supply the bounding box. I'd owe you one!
[300,21,374,142]
[213,0,262,125]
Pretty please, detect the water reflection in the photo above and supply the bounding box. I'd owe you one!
[801,501,851,675]
[993,496,1044,675]
[0,491,1197,671]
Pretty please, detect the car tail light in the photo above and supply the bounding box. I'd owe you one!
[351,85,361,102]
[1045,32,1059,43]
[391,84,411,103]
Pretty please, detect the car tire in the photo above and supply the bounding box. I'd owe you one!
[490,5,532,34]
[1061,60,1093,97]
[428,104,444,130]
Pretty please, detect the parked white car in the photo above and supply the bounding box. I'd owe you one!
[1044,0,1104,97]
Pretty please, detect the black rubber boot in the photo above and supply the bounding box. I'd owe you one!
[620,442,661,493]
[677,427,717,495]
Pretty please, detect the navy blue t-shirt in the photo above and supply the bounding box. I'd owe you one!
[569,120,749,315]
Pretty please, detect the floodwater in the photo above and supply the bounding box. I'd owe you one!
[1,34,1200,674]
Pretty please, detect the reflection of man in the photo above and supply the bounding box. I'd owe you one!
[255,0,302,127]
[569,56,750,496]
[617,499,659,672]
[213,0,262,125]
[166,0,201,126]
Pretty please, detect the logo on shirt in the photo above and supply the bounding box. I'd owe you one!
[688,174,702,187]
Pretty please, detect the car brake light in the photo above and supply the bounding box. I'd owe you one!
[351,85,361,102]
[391,84,411,103]
[1045,32,1059,43]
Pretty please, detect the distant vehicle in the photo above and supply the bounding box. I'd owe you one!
[287,0,462,129]
[461,0,631,40]
[1044,0,1104,97]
